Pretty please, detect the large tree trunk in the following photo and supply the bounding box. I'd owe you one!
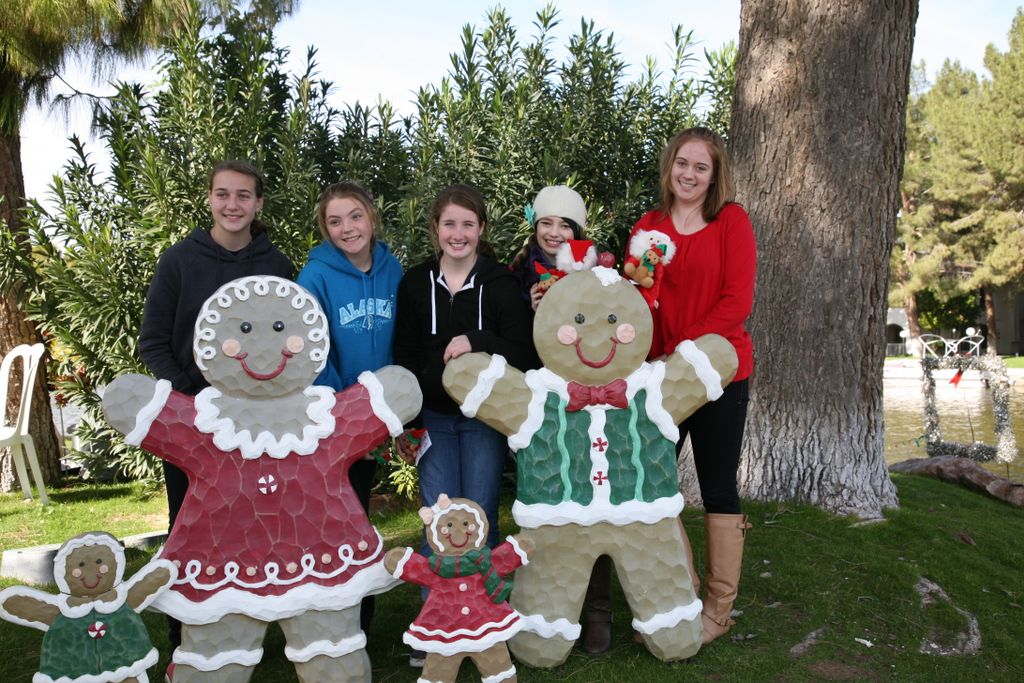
[1,127,62,493]
[729,0,918,516]
[982,286,998,352]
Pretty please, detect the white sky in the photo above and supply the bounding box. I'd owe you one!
[18,0,1022,202]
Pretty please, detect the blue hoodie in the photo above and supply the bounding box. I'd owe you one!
[297,240,403,390]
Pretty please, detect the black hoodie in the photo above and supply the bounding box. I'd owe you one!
[139,227,293,395]
[393,254,536,415]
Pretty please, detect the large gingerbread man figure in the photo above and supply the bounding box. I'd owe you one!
[442,266,737,666]
[102,276,421,683]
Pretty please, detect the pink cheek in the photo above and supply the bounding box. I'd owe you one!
[99,564,109,575]
[222,339,241,357]
[558,325,578,345]
[616,324,636,344]
[71,568,83,578]
[440,527,450,536]
[286,335,304,353]
[468,524,477,532]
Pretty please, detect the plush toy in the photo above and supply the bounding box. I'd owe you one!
[623,229,676,308]
[0,532,175,683]
[101,276,422,683]
[532,261,566,293]
[383,495,532,683]
[442,267,738,667]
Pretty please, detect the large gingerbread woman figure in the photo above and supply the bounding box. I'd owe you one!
[442,266,737,667]
[102,276,421,683]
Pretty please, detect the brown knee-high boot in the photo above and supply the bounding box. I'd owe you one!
[580,555,613,654]
[701,513,751,644]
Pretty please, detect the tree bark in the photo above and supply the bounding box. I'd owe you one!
[729,0,918,516]
[982,286,998,352]
[1,127,62,493]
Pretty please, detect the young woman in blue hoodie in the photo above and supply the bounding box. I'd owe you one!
[139,160,293,671]
[296,181,403,631]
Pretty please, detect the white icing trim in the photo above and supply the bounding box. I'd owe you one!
[586,410,611,505]
[168,528,384,592]
[173,646,264,671]
[516,612,581,640]
[505,536,529,566]
[512,494,684,529]
[639,361,679,442]
[392,547,413,579]
[33,647,158,683]
[284,632,366,662]
[428,501,485,553]
[592,267,621,286]
[677,340,724,401]
[193,385,336,459]
[460,354,507,418]
[153,559,396,624]
[483,665,517,683]
[631,598,703,634]
[509,369,566,450]
[358,371,403,436]
[120,558,177,613]
[418,678,442,683]
[53,532,127,595]
[404,613,522,654]
[125,380,172,446]
[0,586,52,631]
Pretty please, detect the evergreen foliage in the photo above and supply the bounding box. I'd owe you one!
[0,3,734,482]
[894,9,1024,340]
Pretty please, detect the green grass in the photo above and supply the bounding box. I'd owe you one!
[1001,356,1024,369]
[2,476,1022,681]
[0,482,168,550]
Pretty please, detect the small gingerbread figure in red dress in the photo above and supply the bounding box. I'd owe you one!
[102,276,422,683]
[384,495,533,683]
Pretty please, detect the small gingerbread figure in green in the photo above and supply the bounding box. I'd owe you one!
[0,531,175,683]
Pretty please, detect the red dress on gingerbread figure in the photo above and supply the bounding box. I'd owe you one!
[102,275,422,683]
[384,494,533,683]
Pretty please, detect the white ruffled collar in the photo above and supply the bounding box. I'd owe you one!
[194,385,336,459]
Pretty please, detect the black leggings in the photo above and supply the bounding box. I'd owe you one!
[677,379,749,514]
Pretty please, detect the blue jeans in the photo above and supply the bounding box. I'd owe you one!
[418,409,508,550]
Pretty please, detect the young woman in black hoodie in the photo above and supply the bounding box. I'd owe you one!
[394,185,534,552]
[138,160,292,666]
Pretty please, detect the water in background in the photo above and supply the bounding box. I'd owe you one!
[884,370,1024,483]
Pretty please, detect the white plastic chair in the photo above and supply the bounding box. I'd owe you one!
[0,343,49,504]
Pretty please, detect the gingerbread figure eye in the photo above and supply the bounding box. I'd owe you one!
[607,314,617,324]
[575,313,585,324]
[273,321,284,332]
[240,322,253,333]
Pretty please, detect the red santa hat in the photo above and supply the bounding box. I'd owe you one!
[556,239,598,272]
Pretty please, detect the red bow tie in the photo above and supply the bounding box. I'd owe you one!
[566,379,628,412]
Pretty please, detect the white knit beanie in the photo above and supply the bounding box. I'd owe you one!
[531,185,587,231]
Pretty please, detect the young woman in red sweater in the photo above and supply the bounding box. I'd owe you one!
[627,126,756,644]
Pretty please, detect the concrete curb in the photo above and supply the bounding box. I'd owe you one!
[1,530,167,587]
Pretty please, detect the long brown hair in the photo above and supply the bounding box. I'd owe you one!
[658,127,735,221]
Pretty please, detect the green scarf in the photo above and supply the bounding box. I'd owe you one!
[428,547,513,604]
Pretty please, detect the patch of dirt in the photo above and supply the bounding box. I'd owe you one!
[805,661,870,681]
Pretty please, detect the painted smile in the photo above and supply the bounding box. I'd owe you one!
[450,533,470,548]
[235,349,294,380]
[574,337,618,368]
[81,573,102,590]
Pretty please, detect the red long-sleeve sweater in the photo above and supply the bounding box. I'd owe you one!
[629,203,756,381]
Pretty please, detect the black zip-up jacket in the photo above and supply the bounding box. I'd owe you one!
[393,255,536,415]
[139,227,294,395]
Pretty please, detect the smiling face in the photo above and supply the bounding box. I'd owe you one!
[208,169,264,250]
[424,498,488,556]
[535,216,575,259]
[324,196,375,266]
[534,269,653,385]
[63,545,117,597]
[669,140,715,207]
[194,277,328,398]
[435,202,485,264]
